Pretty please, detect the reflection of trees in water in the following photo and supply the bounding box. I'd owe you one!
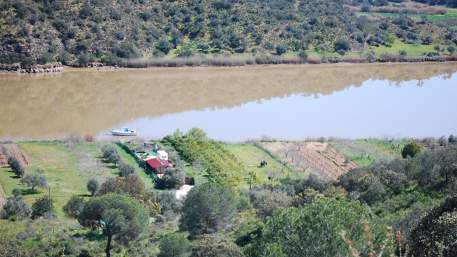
[0,63,456,138]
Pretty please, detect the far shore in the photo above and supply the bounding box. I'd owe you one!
[2,54,457,74]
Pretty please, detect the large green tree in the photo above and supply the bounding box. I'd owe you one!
[180,183,237,236]
[247,197,387,257]
[78,194,149,257]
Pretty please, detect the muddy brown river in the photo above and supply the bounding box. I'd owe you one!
[1,63,456,141]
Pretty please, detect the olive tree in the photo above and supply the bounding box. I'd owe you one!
[0,194,31,220]
[78,194,149,257]
[87,178,99,196]
[8,157,25,178]
[21,174,47,192]
[118,162,135,177]
[401,142,422,158]
[31,196,54,219]
[63,195,85,218]
[180,183,237,236]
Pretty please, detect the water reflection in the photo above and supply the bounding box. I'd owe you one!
[1,63,456,140]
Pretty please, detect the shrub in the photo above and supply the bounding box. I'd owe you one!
[8,157,25,178]
[275,45,288,56]
[87,178,99,196]
[402,142,422,158]
[249,188,292,218]
[0,194,31,220]
[334,39,351,53]
[102,145,120,165]
[156,168,185,189]
[158,233,191,257]
[118,162,135,177]
[31,196,54,219]
[191,234,243,257]
[157,191,183,217]
[63,195,85,218]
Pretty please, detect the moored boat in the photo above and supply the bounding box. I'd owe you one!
[111,128,137,136]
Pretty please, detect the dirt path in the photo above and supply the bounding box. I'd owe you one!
[0,183,5,208]
[260,141,357,181]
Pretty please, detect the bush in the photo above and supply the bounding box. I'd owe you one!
[158,233,191,257]
[402,142,422,158]
[87,178,99,196]
[156,168,185,189]
[157,191,183,217]
[334,39,351,53]
[275,45,288,56]
[118,162,135,177]
[191,234,243,257]
[102,145,120,165]
[8,157,25,178]
[180,183,237,236]
[0,194,31,220]
[249,188,292,218]
[63,195,85,218]
[31,196,54,219]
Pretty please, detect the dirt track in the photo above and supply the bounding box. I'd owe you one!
[0,184,5,208]
[261,141,357,181]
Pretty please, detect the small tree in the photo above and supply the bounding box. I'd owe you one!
[118,162,135,177]
[275,45,288,56]
[21,174,47,192]
[31,196,54,219]
[156,168,185,189]
[180,183,237,236]
[63,195,85,218]
[190,234,243,257]
[249,188,292,218]
[402,142,422,158]
[8,157,25,178]
[334,39,351,53]
[78,194,149,257]
[102,145,120,165]
[158,232,191,257]
[87,178,99,196]
[0,194,31,220]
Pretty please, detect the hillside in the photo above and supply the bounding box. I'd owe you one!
[1,0,456,67]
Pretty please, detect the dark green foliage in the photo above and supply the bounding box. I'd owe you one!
[2,0,453,65]
[164,128,244,187]
[87,178,99,196]
[191,234,244,257]
[180,183,237,236]
[402,142,422,158]
[8,156,25,178]
[31,196,54,219]
[156,168,185,189]
[158,232,191,257]
[98,176,145,200]
[102,145,120,165]
[118,162,135,177]
[63,195,85,218]
[20,173,47,191]
[334,39,351,53]
[409,196,457,257]
[78,194,149,257]
[248,197,387,257]
[0,194,31,220]
[249,188,292,218]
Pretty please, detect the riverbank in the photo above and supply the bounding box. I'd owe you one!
[2,54,457,73]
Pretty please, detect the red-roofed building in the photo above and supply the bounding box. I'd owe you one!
[146,157,172,174]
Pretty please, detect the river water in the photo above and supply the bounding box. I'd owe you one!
[1,63,456,141]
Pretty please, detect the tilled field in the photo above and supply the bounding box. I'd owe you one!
[260,141,357,181]
[0,144,29,167]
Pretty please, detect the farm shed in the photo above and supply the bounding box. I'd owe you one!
[146,158,172,173]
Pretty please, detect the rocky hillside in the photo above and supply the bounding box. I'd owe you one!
[0,0,456,66]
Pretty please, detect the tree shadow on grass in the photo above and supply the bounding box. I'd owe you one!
[83,230,105,242]
[77,193,92,198]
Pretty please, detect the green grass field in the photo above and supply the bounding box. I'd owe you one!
[358,8,457,22]
[224,143,299,185]
[370,39,438,56]
[0,141,149,219]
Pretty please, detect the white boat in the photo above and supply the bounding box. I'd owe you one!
[111,128,137,136]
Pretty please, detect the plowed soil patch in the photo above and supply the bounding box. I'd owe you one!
[260,141,357,181]
[0,144,29,167]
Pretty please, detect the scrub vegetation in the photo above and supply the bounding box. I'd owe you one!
[1,0,456,69]
[1,130,457,256]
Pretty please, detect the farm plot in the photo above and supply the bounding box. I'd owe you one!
[259,141,357,181]
[0,144,29,167]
